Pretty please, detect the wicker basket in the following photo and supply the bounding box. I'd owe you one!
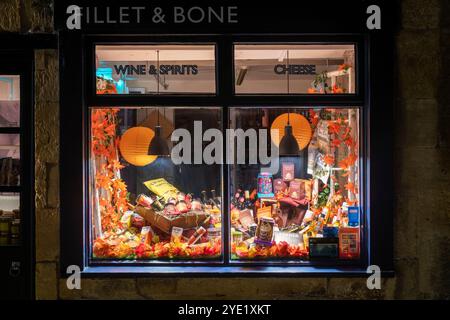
[135,206,211,234]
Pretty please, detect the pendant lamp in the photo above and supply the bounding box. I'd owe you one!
[279,50,300,156]
[148,49,170,156]
[279,112,300,156]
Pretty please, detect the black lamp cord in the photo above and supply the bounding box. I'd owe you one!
[156,49,160,126]
[287,50,290,125]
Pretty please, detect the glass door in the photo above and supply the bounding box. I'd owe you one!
[0,50,33,299]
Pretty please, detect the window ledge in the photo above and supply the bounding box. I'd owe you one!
[80,266,395,278]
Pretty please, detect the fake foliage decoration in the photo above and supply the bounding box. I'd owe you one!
[308,64,350,94]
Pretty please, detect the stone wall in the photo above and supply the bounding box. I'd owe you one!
[1,0,449,299]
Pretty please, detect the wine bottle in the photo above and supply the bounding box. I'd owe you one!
[231,191,240,209]
[209,189,220,209]
[201,190,212,209]
[244,190,253,210]
[151,196,165,211]
[211,189,222,207]
[238,196,245,210]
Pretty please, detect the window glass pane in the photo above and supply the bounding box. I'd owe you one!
[90,107,223,261]
[0,134,20,186]
[0,75,20,127]
[96,45,216,94]
[229,107,361,261]
[234,45,356,94]
[0,193,20,246]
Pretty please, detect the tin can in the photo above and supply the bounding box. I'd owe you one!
[255,217,275,246]
[257,172,274,198]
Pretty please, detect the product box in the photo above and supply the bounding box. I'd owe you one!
[309,237,339,259]
[338,227,360,259]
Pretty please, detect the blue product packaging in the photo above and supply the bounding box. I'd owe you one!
[348,206,359,227]
[323,226,339,238]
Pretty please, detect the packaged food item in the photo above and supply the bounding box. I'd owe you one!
[307,137,318,175]
[255,217,275,246]
[309,237,339,259]
[274,231,301,246]
[339,227,360,259]
[231,208,240,224]
[130,213,145,229]
[348,206,359,227]
[136,194,154,208]
[303,231,313,251]
[187,226,207,245]
[238,209,254,229]
[248,223,258,237]
[143,178,179,202]
[282,162,295,181]
[167,197,177,205]
[175,200,188,213]
[140,226,154,245]
[170,226,184,243]
[299,179,312,201]
[231,230,243,245]
[323,226,339,238]
[207,227,221,243]
[190,199,203,211]
[163,203,179,215]
[256,206,272,221]
[257,172,274,198]
[273,178,287,193]
[120,211,134,228]
[288,180,302,199]
[176,192,186,202]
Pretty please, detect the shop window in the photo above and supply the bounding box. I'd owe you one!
[0,134,20,186]
[229,107,361,261]
[0,193,20,246]
[234,45,356,94]
[72,38,375,272]
[0,75,20,127]
[95,45,216,94]
[89,107,223,261]
[0,75,21,247]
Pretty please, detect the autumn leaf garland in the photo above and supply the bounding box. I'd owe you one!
[91,108,129,232]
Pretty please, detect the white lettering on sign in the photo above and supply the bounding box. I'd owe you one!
[366,5,381,30]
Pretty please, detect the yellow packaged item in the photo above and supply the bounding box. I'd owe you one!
[143,178,179,201]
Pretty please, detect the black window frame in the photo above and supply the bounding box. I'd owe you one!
[59,24,394,277]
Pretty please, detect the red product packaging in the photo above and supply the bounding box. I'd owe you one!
[338,227,360,259]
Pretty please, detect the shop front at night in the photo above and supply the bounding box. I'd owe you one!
[1,0,450,301]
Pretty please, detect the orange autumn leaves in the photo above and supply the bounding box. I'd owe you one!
[322,116,359,199]
[92,108,129,232]
[232,241,307,259]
